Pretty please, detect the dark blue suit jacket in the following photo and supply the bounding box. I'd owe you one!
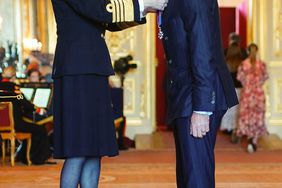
[161,0,238,124]
[51,0,145,78]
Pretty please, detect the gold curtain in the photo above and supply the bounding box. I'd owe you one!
[36,0,48,53]
[19,0,56,54]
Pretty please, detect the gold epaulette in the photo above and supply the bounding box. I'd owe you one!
[106,0,134,23]
[0,94,24,100]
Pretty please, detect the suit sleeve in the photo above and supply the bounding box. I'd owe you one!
[182,0,217,112]
[62,0,142,24]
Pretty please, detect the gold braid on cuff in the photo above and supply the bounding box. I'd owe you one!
[106,0,134,23]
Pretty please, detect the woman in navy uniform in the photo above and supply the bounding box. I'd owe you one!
[159,0,238,187]
[51,0,168,187]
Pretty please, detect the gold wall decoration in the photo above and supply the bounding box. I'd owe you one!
[267,61,282,137]
[16,0,36,56]
[106,16,157,138]
[140,82,146,118]
[124,78,136,114]
[249,0,282,138]
[16,0,56,55]
[106,28,135,56]
[36,0,48,53]
[20,0,32,39]
[274,0,282,57]
[276,80,282,113]
[247,0,253,44]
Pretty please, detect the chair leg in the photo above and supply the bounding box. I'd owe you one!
[26,138,32,166]
[1,141,5,166]
[10,138,15,167]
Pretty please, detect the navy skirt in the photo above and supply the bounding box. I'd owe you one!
[53,74,119,159]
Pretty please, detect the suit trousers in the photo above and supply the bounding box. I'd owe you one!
[173,110,226,188]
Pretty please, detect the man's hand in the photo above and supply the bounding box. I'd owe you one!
[190,112,210,138]
[143,0,168,13]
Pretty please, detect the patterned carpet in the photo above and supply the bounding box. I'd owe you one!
[1,132,282,188]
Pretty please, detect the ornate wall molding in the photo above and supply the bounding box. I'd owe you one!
[274,0,282,57]
[249,0,282,138]
[106,16,157,138]
[266,61,282,138]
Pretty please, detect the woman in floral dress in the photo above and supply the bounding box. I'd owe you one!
[236,43,268,153]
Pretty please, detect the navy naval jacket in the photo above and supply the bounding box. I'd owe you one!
[161,0,239,124]
[51,0,145,78]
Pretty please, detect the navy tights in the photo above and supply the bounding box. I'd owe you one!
[60,157,101,188]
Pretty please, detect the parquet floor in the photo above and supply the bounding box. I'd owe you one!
[1,132,282,188]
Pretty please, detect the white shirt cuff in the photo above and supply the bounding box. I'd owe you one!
[194,111,213,116]
[138,0,145,18]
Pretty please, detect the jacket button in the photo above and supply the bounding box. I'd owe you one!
[211,91,215,104]
[170,80,174,84]
[168,59,172,64]
[165,36,168,40]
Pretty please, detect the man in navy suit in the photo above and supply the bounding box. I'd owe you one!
[160,0,238,187]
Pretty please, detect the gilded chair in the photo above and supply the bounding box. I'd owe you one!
[0,102,32,166]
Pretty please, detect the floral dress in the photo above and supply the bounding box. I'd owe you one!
[236,59,268,143]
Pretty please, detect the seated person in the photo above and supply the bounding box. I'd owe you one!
[27,69,41,83]
[40,65,53,83]
[25,59,40,73]
[1,66,16,83]
[1,66,20,92]
[0,71,53,165]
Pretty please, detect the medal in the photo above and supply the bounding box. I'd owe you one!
[158,25,164,39]
[158,11,163,39]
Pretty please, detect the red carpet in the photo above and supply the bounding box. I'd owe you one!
[0,132,282,187]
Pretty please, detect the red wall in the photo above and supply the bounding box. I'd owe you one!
[220,8,236,49]
[156,30,167,127]
[236,1,248,48]
[156,7,247,127]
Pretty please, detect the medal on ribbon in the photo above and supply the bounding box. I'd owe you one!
[158,12,164,39]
